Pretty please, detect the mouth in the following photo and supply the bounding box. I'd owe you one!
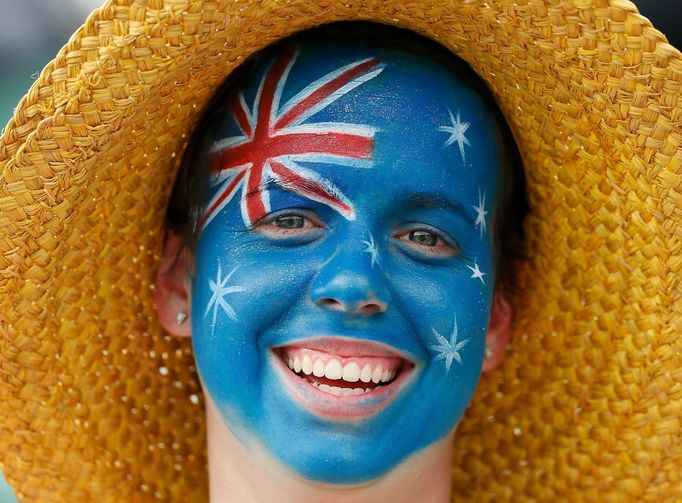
[271,337,416,419]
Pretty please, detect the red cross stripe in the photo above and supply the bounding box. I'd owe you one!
[198,46,384,230]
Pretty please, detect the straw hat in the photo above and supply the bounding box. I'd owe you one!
[1,0,680,501]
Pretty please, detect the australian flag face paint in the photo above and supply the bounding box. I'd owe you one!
[191,38,504,484]
[198,45,383,230]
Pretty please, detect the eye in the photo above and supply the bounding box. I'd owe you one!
[409,230,437,246]
[252,210,323,239]
[394,227,460,258]
[273,215,305,229]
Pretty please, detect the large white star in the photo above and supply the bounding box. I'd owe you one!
[361,233,380,268]
[429,315,470,372]
[472,188,488,238]
[439,108,470,163]
[466,260,486,285]
[204,263,245,335]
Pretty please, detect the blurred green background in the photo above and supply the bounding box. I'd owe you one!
[0,1,679,501]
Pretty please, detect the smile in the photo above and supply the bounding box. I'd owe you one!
[272,337,416,419]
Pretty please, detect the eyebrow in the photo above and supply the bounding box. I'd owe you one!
[244,184,475,226]
[401,192,475,226]
[245,179,281,201]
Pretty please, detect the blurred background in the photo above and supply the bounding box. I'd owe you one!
[0,0,679,501]
[0,1,103,129]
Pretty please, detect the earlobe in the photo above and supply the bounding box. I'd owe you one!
[482,290,513,372]
[154,232,193,337]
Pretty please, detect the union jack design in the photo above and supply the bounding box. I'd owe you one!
[199,46,385,230]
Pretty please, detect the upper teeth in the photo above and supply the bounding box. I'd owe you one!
[287,356,397,384]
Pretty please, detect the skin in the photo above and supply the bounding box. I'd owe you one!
[156,39,512,501]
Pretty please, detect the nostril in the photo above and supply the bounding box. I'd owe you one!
[315,297,387,315]
[318,298,344,311]
[358,302,385,315]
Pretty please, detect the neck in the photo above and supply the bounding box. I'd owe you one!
[205,397,454,503]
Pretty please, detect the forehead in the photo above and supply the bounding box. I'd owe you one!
[209,38,504,209]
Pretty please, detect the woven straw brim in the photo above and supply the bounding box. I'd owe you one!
[1,0,680,501]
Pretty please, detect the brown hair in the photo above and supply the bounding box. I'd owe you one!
[165,22,528,296]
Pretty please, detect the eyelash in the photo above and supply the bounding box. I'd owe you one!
[393,226,460,258]
[252,210,323,238]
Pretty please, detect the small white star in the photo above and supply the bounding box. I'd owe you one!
[361,233,380,268]
[204,263,245,335]
[439,108,470,163]
[466,260,486,285]
[472,188,488,237]
[429,315,470,372]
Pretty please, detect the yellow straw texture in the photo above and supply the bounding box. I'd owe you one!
[0,0,680,501]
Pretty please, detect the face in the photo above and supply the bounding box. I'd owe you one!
[189,40,504,484]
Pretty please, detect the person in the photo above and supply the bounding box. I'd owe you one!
[153,23,525,501]
[0,1,680,502]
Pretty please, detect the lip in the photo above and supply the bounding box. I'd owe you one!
[271,336,416,420]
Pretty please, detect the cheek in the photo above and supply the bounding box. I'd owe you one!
[389,262,491,383]
[389,259,491,326]
[190,242,322,426]
[377,262,492,444]
[190,240,319,391]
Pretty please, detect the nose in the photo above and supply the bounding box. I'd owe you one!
[310,247,390,316]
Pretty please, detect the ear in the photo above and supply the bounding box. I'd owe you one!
[482,290,512,372]
[154,232,193,337]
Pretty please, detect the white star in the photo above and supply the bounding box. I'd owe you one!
[361,233,380,268]
[439,108,470,163]
[472,188,487,237]
[466,260,486,285]
[429,315,470,372]
[204,263,245,335]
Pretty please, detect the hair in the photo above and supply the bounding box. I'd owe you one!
[165,22,528,296]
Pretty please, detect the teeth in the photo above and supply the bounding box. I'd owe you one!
[312,359,325,377]
[324,359,343,380]
[380,369,396,383]
[360,364,372,383]
[285,351,400,385]
[315,384,367,397]
[301,355,313,375]
[371,365,383,384]
[342,361,361,382]
[328,386,343,396]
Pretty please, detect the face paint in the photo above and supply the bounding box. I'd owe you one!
[191,40,504,484]
[361,233,380,268]
[199,46,383,230]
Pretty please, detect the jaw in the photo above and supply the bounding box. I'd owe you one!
[271,336,416,420]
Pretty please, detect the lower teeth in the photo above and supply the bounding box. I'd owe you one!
[312,382,371,396]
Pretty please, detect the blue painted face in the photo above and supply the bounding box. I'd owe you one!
[191,40,504,483]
